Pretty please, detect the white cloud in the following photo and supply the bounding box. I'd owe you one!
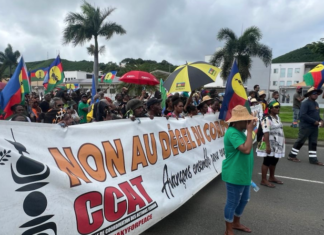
[0,0,323,66]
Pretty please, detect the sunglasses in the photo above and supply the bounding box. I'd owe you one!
[273,106,280,109]
[57,104,63,107]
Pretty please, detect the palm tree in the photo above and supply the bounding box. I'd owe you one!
[63,1,126,91]
[87,44,106,56]
[0,44,21,80]
[210,26,272,82]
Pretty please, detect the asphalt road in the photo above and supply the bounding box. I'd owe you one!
[142,144,324,235]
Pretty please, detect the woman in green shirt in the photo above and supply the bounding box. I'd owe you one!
[222,105,256,235]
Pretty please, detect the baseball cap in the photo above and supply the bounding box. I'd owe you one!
[146,97,162,109]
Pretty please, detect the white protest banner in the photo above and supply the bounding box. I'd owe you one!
[245,104,263,141]
[0,114,228,235]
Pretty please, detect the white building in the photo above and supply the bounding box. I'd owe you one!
[269,62,324,105]
[270,62,320,90]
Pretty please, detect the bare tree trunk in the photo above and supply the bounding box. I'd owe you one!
[94,36,99,93]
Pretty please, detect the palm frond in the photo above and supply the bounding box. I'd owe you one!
[250,43,272,66]
[220,56,234,81]
[217,28,237,41]
[13,51,20,59]
[98,22,126,39]
[210,49,225,67]
[237,55,252,82]
[63,24,90,46]
[64,12,86,24]
[100,7,115,25]
[87,44,105,55]
[241,26,262,41]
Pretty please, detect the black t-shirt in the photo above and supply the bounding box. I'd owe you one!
[39,101,50,113]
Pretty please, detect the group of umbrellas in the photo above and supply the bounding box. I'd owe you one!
[120,61,221,93]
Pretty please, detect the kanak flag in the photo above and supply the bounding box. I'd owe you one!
[101,71,117,83]
[219,59,250,121]
[303,62,324,89]
[29,67,48,82]
[0,57,30,119]
[43,55,64,93]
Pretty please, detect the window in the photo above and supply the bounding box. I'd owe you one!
[273,68,278,73]
[86,74,93,79]
[287,81,292,86]
[273,81,278,86]
[279,81,285,86]
[287,68,293,77]
[294,81,299,84]
[295,68,300,73]
[280,68,286,78]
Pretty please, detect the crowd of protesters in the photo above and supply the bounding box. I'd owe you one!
[2,83,324,235]
[0,87,222,126]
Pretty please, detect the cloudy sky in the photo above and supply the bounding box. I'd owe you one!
[0,0,323,66]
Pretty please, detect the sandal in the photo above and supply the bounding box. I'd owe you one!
[287,157,301,162]
[269,180,284,184]
[310,161,324,166]
[260,183,275,188]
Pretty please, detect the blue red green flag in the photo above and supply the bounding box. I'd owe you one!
[29,67,48,82]
[43,55,65,93]
[0,57,29,119]
[101,71,117,83]
[219,59,250,121]
[303,62,324,89]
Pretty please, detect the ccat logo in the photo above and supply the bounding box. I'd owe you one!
[74,175,155,235]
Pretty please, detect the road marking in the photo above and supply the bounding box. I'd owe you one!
[257,173,324,184]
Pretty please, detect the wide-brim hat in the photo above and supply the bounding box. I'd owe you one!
[250,98,258,103]
[201,95,213,103]
[304,87,323,97]
[227,105,257,123]
[258,90,266,97]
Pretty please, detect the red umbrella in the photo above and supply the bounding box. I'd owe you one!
[119,71,159,86]
[0,82,6,90]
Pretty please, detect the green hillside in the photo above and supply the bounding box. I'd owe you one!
[1,58,177,81]
[272,46,324,63]
[2,59,95,76]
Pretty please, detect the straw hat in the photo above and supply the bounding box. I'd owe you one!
[201,95,213,103]
[227,105,257,123]
[250,98,258,103]
[304,87,323,97]
[258,90,266,97]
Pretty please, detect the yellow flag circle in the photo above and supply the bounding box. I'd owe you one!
[49,66,62,84]
[231,73,247,99]
[35,70,45,79]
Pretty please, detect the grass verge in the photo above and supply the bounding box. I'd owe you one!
[283,126,324,141]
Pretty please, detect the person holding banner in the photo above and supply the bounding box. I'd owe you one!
[222,105,257,235]
[256,101,285,188]
[167,97,184,119]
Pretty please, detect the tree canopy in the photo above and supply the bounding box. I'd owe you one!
[62,1,126,91]
[0,44,20,81]
[210,26,272,82]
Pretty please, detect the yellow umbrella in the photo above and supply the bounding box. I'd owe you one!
[163,61,221,93]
